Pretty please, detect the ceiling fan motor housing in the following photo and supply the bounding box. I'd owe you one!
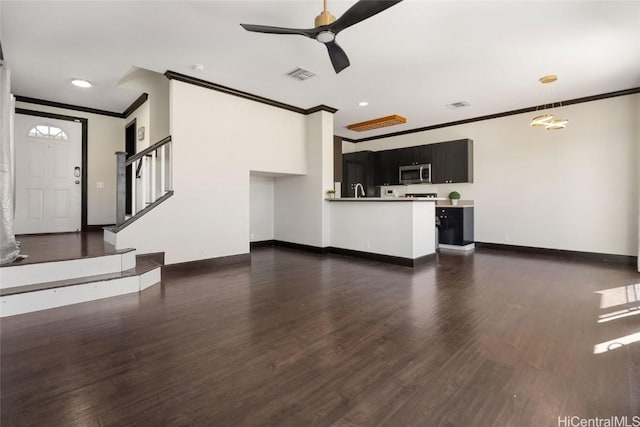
[315,10,336,27]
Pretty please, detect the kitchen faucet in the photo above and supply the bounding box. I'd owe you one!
[354,183,365,198]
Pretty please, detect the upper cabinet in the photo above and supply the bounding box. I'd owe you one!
[343,138,473,189]
[373,145,433,186]
[342,151,376,197]
[405,144,433,166]
[431,139,473,184]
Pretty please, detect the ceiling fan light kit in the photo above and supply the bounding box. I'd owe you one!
[71,78,92,88]
[240,0,403,74]
[530,74,569,130]
[347,114,407,132]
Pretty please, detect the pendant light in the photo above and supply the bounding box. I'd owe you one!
[530,75,568,130]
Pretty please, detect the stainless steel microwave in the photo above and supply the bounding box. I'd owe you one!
[399,164,431,184]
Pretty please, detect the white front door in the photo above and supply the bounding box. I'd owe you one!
[14,114,82,234]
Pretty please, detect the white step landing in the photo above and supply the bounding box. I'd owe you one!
[0,250,162,318]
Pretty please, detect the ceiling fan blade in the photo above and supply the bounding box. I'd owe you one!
[240,23,318,39]
[325,40,350,73]
[331,0,403,34]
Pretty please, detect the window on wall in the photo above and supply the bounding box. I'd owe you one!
[28,124,69,140]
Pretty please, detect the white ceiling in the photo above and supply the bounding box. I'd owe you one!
[2,1,639,139]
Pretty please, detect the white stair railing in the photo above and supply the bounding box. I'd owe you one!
[115,135,172,228]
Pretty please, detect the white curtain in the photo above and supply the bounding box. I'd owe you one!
[0,59,19,264]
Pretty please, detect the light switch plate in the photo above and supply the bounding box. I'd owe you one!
[96,182,104,188]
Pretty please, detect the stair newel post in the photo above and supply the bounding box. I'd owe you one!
[115,151,127,227]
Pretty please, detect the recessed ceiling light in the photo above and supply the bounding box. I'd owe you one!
[358,101,369,107]
[71,79,92,88]
[193,64,205,72]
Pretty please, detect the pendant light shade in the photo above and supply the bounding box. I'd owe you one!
[530,75,568,130]
[530,114,554,127]
[545,118,569,130]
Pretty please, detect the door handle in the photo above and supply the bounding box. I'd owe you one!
[74,166,81,177]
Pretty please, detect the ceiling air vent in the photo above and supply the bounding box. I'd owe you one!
[286,67,317,81]
[446,101,471,109]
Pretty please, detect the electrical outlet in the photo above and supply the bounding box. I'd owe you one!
[200,248,205,256]
[366,240,371,249]
[504,233,510,242]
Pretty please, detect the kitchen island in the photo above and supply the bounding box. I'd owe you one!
[327,197,443,267]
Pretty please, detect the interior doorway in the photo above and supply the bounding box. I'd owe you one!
[125,119,136,216]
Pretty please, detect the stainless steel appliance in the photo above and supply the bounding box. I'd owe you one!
[399,164,431,184]
[404,192,438,199]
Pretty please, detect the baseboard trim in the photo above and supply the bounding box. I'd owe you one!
[329,247,435,267]
[85,224,115,232]
[439,243,475,252]
[162,253,251,274]
[474,242,637,265]
[251,240,435,267]
[250,240,276,249]
[272,240,331,254]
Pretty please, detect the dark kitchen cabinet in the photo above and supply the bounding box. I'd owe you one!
[396,145,432,167]
[431,139,473,184]
[437,207,474,246]
[342,151,377,197]
[374,149,400,186]
[350,139,471,188]
[407,145,433,165]
[373,145,433,186]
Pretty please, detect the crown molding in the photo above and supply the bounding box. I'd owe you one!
[123,93,148,118]
[339,87,640,143]
[164,70,338,116]
[15,95,124,118]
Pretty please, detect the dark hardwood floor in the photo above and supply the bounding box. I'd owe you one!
[1,247,639,426]
[7,231,123,266]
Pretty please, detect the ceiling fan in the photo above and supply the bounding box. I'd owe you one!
[240,0,403,74]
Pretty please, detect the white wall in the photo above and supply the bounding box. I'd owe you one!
[273,111,334,247]
[115,80,312,264]
[15,101,124,225]
[125,100,149,152]
[118,67,169,145]
[249,174,274,242]
[348,94,639,256]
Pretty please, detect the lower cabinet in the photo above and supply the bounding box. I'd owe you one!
[437,207,474,246]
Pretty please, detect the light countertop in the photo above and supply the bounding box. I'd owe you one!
[326,197,446,202]
[436,200,474,207]
[326,197,474,207]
